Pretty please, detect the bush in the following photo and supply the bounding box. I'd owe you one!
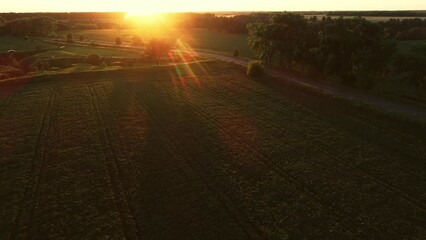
[66,33,73,43]
[247,60,265,78]
[115,37,122,45]
[85,53,102,66]
[19,56,39,72]
[233,49,240,57]
[79,35,84,41]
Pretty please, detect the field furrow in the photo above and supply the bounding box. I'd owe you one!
[23,85,126,239]
[128,84,263,239]
[1,61,425,239]
[131,80,362,239]
[88,83,140,239]
[158,75,425,238]
[201,70,426,162]
[186,72,426,203]
[0,90,52,239]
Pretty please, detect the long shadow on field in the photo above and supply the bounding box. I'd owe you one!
[92,71,257,239]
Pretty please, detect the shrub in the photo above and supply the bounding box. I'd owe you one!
[37,61,50,71]
[66,33,73,43]
[115,37,122,45]
[85,53,102,66]
[247,60,265,78]
[19,56,39,72]
[233,49,240,57]
[79,35,84,41]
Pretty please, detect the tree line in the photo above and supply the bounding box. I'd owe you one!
[248,13,425,94]
[1,12,425,39]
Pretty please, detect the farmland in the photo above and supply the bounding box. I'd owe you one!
[65,28,254,58]
[0,60,425,239]
[65,28,425,59]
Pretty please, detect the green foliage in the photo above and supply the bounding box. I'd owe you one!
[247,21,275,65]
[85,53,102,66]
[146,38,171,65]
[247,60,265,78]
[4,17,57,37]
[66,33,73,42]
[248,13,313,67]
[18,56,39,72]
[319,18,395,85]
[391,45,426,94]
[248,13,396,87]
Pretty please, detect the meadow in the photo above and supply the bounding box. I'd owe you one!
[397,39,426,53]
[66,28,254,58]
[0,60,425,239]
[65,28,424,59]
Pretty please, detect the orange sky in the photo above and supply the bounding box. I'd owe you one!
[1,0,425,13]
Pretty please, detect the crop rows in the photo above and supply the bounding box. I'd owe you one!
[182,71,426,201]
[1,62,425,239]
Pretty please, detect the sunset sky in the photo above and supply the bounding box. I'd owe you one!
[1,0,425,13]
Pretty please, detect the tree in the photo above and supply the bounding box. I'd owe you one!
[5,17,56,37]
[66,33,73,43]
[247,22,275,65]
[146,38,170,65]
[115,37,122,45]
[247,13,396,86]
[131,35,143,46]
[85,53,102,66]
[392,45,426,95]
[248,13,310,67]
[247,60,265,78]
[318,18,394,85]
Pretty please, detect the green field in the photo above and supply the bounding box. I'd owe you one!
[36,44,143,58]
[397,40,426,53]
[1,60,425,239]
[65,28,426,59]
[2,28,425,61]
[0,36,53,52]
[66,28,254,58]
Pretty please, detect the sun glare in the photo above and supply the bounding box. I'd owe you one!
[126,9,160,18]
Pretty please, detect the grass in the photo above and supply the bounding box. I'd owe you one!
[65,28,255,58]
[0,36,53,51]
[397,40,426,53]
[0,60,425,239]
[35,44,143,58]
[0,36,143,58]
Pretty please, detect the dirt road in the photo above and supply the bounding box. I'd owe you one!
[195,50,426,121]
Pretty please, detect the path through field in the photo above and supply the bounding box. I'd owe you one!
[0,61,425,239]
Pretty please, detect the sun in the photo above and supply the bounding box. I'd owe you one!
[124,1,165,18]
[126,9,161,18]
